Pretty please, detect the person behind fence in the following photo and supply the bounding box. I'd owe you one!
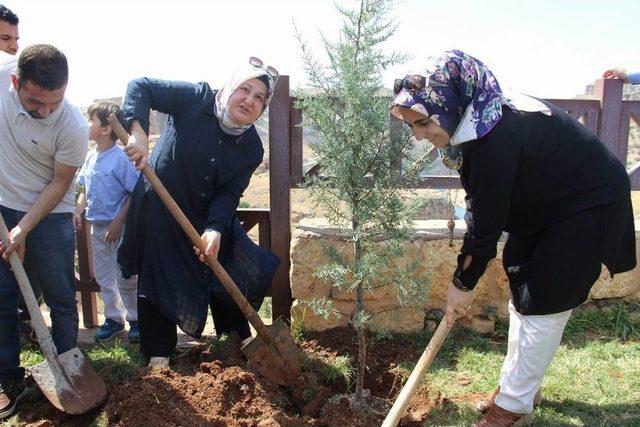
[117,57,280,369]
[0,5,18,56]
[391,50,636,427]
[602,67,640,85]
[0,44,88,419]
[74,101,140,343]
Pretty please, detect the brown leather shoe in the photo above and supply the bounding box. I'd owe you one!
[475,386,542,413]
[0,379,27,419]
[472,403,533,427]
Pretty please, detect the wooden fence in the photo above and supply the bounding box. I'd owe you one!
[76,77,640,328]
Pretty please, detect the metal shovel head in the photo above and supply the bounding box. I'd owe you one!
[30,347,107,414]
[241,319,302,386]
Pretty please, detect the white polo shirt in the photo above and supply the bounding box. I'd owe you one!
[0,52,88,214]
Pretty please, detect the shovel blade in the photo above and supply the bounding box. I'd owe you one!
[241,319,302,386]
[30,347,107,414]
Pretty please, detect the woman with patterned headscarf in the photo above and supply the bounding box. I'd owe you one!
[117,58,280,369]
[391,50,635,426]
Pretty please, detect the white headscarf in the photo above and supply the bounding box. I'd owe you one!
[214,60,278,136]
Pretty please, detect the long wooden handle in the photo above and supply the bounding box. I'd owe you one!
[0,215,59,360]
[107,115,274,346]
[381,318,452,427]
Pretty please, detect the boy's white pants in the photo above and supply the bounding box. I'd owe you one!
[90,222,138,324]
[495,300,572,414]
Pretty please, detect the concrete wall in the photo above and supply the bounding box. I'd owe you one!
[290,218,640,334]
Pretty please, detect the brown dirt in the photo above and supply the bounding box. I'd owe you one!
[16,329,444,426]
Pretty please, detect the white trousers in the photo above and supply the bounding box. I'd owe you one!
[90,223,138,323]
[495,300,572,414]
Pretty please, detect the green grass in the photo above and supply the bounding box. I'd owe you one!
[12,303,640,426]
[404,304,640,426]
[19,341,44,368]
[85,340,144,382]
[18,338,143,382]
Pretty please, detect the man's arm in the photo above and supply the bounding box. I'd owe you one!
[2,161,78,261]
[628,72,640,85]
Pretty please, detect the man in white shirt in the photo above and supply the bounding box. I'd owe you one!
[0,4,38,334]
[0,44,88,420]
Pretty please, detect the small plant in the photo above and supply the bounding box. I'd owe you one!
[612,304,639,340]
[19,343,44,367]
[258,297,272,319]
[291,304,307,342]
[238,200,250,209]
[319,355,356,387]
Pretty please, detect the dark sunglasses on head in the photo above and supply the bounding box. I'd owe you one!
[393,75,426,95]
[249,56,279,79]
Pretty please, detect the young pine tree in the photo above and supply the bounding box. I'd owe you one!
[296,0,431,399]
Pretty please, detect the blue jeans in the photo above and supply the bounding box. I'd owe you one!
[0,206,78,382]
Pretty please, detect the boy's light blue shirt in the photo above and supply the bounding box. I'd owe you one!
[77,144,139,222]
[628,72,640,85]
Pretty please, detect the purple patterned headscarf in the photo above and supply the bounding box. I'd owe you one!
[391,50,549,148]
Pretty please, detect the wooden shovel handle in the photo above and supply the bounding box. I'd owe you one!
[107,115,273,346]
[0,215,59,360]
[381,318,452,427]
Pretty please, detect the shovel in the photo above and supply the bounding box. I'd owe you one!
[381,318,452,426]
[108,115,302,386]
[0,215,107,414]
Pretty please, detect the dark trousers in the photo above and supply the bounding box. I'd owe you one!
[0,206,78,382]
[138,295,251,358]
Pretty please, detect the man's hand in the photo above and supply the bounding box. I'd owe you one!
[105,221,124,244]
[73,213,83,230]
[193,230,222,263]
[603,68,629,83]
[444,283,475,328]
[1,224,28,262]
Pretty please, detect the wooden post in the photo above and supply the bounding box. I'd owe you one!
[269,76,292,322]
[595,78,625,162]
[75,217,99,328]
[290,104,303,184]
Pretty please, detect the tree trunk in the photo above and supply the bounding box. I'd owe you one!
[355,308,366,399]
[353,225,366,400]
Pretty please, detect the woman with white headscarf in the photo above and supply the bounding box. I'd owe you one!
[391,50,635,426]
[117,58,280,368]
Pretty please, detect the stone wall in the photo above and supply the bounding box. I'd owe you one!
[290,218,640,334]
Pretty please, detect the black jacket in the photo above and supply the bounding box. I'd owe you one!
[453,101,636,291]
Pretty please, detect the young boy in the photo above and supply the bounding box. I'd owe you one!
[74,101,140,342]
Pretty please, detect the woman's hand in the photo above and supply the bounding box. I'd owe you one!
[445,283,475,327]
[194,230,222,263]
[123,121,149,170]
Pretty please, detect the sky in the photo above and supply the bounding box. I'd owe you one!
[7,0,640,107]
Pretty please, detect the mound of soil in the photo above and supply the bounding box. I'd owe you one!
[17,328,446,426]
[105,362,311,426]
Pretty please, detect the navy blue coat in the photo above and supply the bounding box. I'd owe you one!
[117,78,278,337]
